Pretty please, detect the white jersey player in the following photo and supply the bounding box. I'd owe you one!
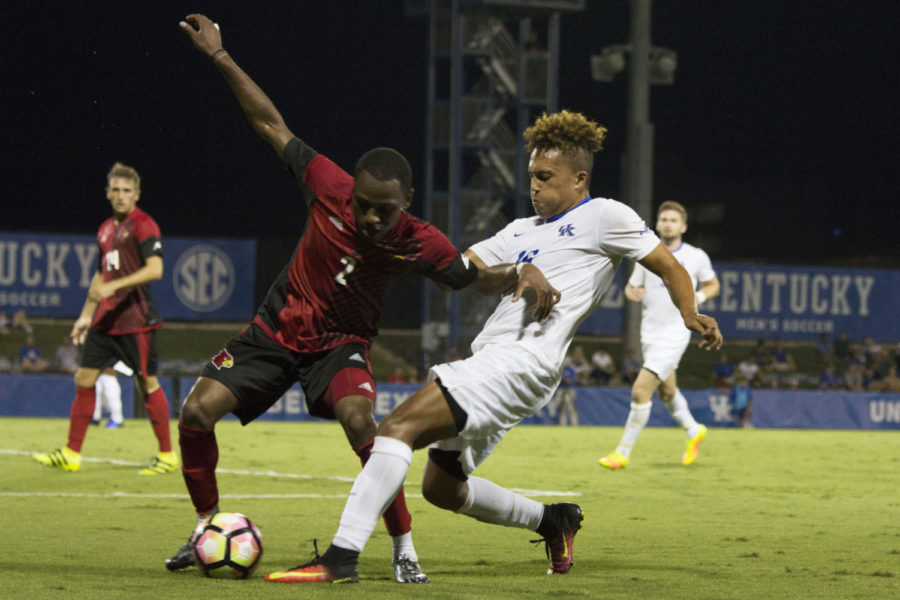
[599,201,721,470]
[265,111,723,585]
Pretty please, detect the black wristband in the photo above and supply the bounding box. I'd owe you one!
[210,49,227,61]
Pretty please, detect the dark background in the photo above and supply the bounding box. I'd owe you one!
[3,1,898,282]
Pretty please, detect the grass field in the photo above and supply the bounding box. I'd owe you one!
[3,418,898,599]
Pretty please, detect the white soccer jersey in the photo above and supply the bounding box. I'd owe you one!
[628,241,715,347]
[468,196,659,369]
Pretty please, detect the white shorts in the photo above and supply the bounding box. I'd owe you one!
[641,337,690,381]
[428,343,559,475]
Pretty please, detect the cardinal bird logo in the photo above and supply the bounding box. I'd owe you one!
[211,348,234,369]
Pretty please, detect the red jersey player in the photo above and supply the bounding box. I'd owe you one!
[34,162,176,475]
[167,14,560,583]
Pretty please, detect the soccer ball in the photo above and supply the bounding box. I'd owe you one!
[193,512,263,579]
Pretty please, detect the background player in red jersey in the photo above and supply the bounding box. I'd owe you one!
[34,162,176,475]
[167,14,560,583]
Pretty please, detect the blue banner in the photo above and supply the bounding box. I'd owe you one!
[4,377,898,430]
[0,232,255,321]
[576,261,899,341]
[0,374,174,418]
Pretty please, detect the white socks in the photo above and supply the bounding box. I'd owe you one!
[664,389,700,438]
[333,436,412,553]
[93,374,123,423]
[455,476,544,531]
[391,531,418,561]
[616,402,652,458]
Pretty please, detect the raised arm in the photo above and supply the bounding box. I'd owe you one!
[179,14,295,157]
[638,243,723,350]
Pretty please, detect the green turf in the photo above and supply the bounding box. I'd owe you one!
[2,418,898,599]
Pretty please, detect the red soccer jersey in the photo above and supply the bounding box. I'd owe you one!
[254,138,476,353]
[91,206,163,334]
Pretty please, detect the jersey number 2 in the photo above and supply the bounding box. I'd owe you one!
[334,256,357,286]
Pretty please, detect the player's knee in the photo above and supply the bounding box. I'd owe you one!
[74,368,98,389]
[375,412,407,440]
[180,394,219,430]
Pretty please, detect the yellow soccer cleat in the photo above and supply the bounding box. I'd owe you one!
[598,450,629,470]
[139,451,179,475]
[682,424,708,465]
[33,447,81,472]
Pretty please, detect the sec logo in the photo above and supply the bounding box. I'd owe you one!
[173,245,236,313]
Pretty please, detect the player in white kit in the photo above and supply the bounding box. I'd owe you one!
[599,201,721,470]
[263,111,723,584]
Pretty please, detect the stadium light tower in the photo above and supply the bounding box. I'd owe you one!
[590,0,676,359]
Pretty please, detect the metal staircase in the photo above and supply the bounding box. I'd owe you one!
[407,0,585,366]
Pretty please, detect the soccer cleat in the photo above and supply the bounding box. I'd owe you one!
[139,451,179,475]
[266,543,359,584]
[105,420,124,429]
[265,559,358,584]
[33,447,81,472]
[533,503,584,575]
[90,418,101,425]
[393,555,430,583]
[165,531,200,571]
[598,450,629,470]
[682,424,708,465]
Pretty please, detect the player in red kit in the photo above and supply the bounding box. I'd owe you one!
[166,14,560,583]
[34,162,176,475]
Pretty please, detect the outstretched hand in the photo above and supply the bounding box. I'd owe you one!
[178,13,223,57]
[511,263,561,321]
[686,313,724,351]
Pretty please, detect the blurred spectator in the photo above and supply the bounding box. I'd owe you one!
[769,341,797,374]
[843,362,866,392]
[737,356,761,387]
[387,366,408,383]
[0,311,11,335]
[621,350,641,385]
[589,348,615,386]
[54,336,79,374]
[832,332,851,365]
[19,334,50,373]
[751,339,769,365]
[713,353,735,390]
[861,336,882,366]
[12,310,33,334]
[0,354,12,372]
[570,345,592,385]
[818,361,839,391]
[870,366,900,393]
[405,366,423,383]
[814,333,832,364]
[730,375,753,428]
[553,359,578,426]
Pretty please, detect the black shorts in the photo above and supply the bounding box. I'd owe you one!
[80,329,159,377]
[201,323,376,425]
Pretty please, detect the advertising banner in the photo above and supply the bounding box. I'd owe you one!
[576,261,898,341]
[2,377,898,430]
[0,232,255,321]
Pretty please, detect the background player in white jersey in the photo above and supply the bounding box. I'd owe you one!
[599,201,720,470]
[263,110,723,585]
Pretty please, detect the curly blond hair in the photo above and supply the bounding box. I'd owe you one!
[524,110,606,157]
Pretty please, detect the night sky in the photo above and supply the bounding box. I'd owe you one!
[2,1,898,266]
